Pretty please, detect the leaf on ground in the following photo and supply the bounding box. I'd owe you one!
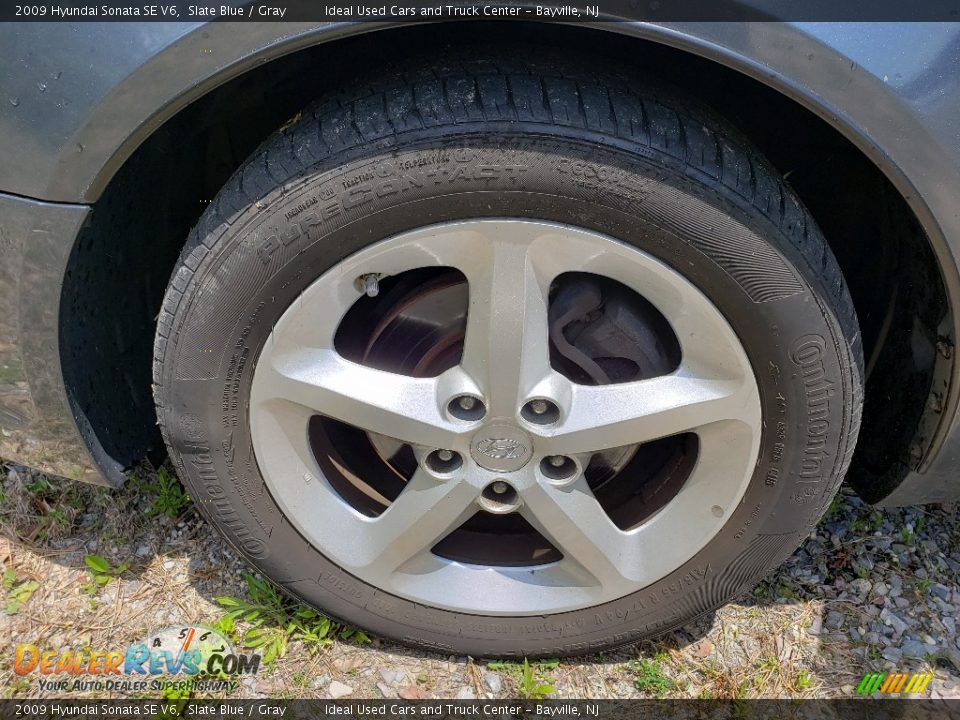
[5,579,39,615]
[84,554,110,573]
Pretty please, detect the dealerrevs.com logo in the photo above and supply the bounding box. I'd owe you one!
[14,625,259,693]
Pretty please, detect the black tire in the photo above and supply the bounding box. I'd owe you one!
[153,47,863,657]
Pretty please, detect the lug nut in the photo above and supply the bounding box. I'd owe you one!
[540,455,577,482]
[521,398,560,425]
[426,449,462,474]
[479,480,521,514]
[448,395,486,421]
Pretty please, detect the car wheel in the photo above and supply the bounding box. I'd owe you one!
[153,50,863,657]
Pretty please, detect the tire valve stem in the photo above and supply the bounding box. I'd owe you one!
[548,455,566,468]
[436,449,454,462]
[360,273,380,298]
[492,481,509,495]
[530,399,548,415]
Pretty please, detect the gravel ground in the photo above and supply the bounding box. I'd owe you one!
[2,461,960,700]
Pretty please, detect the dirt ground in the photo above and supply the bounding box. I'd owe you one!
[2,461,959,700]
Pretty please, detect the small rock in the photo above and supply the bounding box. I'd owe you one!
[380,669,402,686]
[333,656,361,673]
[398,686,430,700]
[826,611,844,629]
[901,640,935,660]
[942,647,960,671]
[880,609,909,635]
[881,648,903,664]
[328,681,354,699]
[932,584,952,601]
[693,639,715,658]
[851,578,872,595]
[872,581,889,596]
[484,672,502,694]
[455,687,476,700]
[377,683,397,698]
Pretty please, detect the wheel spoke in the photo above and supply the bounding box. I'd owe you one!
[458,231,554,418]
[539,369,754,455]
[253,348,464,450]
[360,470,481,575]
[519,476,635,593]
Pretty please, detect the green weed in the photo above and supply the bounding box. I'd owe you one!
[629,657,674,697]
[141,466,191,519]
[215,574,370,667]
[82,554,129,595]
[487,659,558,699]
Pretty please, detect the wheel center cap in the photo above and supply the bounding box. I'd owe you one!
[470,424,534,472]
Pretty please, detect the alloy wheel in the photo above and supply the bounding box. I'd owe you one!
[248,219,762,615]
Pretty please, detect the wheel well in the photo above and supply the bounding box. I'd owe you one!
[58,22,950,501]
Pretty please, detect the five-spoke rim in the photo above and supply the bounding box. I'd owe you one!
[248,220,762,615]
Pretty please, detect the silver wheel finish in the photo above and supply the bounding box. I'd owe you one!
[249,220,762,615]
